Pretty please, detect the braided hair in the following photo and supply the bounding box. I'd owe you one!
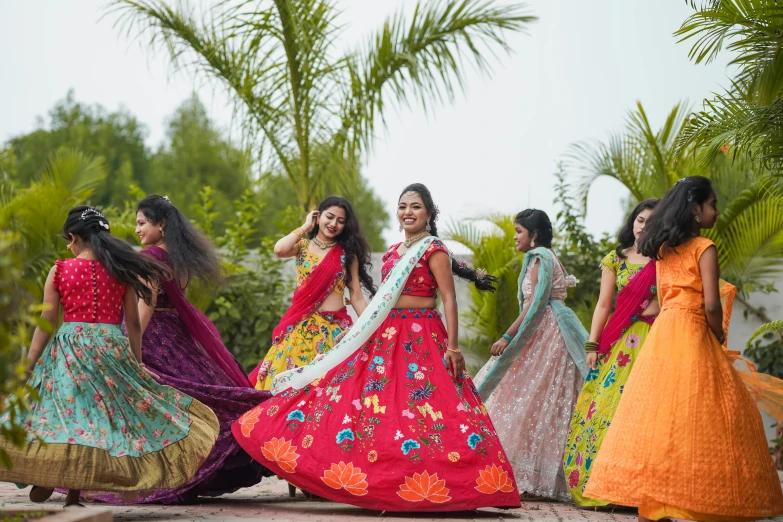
[399,183,498,292]
[62,206,170,305]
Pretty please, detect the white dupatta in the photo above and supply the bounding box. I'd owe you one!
[271,236,438,395]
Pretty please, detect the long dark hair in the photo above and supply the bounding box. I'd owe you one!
[616,198,659,258]
[514,209,553,248]
[310,195,376,297]
[62,206,170,305]
[638,176,715,259]
[399,183,498,292]
[136,195,221,283]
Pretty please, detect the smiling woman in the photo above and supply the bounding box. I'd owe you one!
[231,183,519,512]
[248,196,376,391]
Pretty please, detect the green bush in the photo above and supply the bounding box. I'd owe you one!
[0,232,43,468]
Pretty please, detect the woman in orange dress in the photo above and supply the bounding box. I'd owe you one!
[584,176,783,522]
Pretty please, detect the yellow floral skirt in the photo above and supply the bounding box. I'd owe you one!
[254,310,351,390]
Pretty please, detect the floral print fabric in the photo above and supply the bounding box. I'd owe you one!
[232,309,520,512]
[562,320,651,506]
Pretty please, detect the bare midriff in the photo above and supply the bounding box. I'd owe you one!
[394,295,437,310]
[317,291,348,312]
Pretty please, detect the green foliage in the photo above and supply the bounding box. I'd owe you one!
[676,1,783,172]
[0,233,43,469]
[5,92,391,248]
[204,191,290,370]
[552,165,614,327]
[8,91,149,208]
[745,321,783,379]
[149,95,252,233]
[445,214,521,367]
[111,0,534,211]
[1,148,106,289]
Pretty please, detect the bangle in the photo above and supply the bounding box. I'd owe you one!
[502,334,513,343]
[293,227,305,238]
[584,340,599,353]
[447,347,461,354]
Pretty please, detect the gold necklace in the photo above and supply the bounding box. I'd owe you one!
[311,236,336,249]
[404,231,430,248]
[77,250,94,259]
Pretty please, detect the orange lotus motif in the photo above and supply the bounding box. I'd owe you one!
[237,409,260,437]
[321,461,368,496]
[261,437,299,473]
[397,471,451,503]
[475,464,515,494]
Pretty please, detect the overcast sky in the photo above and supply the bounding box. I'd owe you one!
[0,1,732,248]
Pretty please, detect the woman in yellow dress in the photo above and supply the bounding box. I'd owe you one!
[563,198,658,506]
[248,196,374,391]
[584,176,783,521]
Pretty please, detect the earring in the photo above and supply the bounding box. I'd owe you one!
[530,240,535,248]
[426,222,432,233]
[399,224,403,232]
[161,228,166,238]
[695,216,701,223]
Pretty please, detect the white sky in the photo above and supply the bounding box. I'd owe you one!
[0,1,732,248]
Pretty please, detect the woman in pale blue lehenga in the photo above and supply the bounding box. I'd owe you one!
[474,209,589,501]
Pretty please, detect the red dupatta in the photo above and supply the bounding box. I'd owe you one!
[597,259,657,357]
[247,243,346,384]
[270,243,346,344]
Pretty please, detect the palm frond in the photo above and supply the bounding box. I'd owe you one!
[747,320,783,348]
[346,0,535,150]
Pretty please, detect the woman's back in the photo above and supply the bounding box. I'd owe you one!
[55,258,126,324]
[656,236,712,313]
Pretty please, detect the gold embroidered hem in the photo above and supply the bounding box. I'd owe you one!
[0,399,218,491]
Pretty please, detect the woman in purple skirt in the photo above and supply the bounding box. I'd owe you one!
[93,195,272,504]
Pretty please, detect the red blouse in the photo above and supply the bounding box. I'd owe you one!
[54,258,126,324]
[381,239,449,297]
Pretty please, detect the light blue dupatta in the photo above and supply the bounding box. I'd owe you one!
[475,247,589,401]
[271,237,439,395]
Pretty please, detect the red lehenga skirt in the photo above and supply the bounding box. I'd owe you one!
[232,308,521,511]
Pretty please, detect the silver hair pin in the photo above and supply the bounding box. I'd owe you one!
[80,208,105,220]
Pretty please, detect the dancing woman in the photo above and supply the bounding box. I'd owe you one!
[232,183,521,512]
[563,199,658,506]
[0,207,218,507]
[474,209,589,502]
[585,176,783,521]
[248,196,375,390]
[93,195,273,504]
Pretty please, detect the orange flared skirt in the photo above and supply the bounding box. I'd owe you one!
[583,308,783,521]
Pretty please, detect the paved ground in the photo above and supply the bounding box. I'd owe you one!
[0,477,644,522]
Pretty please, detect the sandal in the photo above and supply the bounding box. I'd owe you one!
[29,486,54,503]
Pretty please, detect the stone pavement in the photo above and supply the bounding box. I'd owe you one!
[3,477,783,522]
[0,477,643,522]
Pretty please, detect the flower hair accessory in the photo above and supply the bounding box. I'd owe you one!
[98,220,110,230]
[163,195,171,203]
[475,268,487,281]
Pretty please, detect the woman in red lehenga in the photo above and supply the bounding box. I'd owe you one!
[232,184,521,512]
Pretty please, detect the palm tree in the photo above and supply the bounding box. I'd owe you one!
[566,102,783,322]
[0,148,106,288]
[675,0,783,172]
[445,214,521,367]
[111,0,535,210]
